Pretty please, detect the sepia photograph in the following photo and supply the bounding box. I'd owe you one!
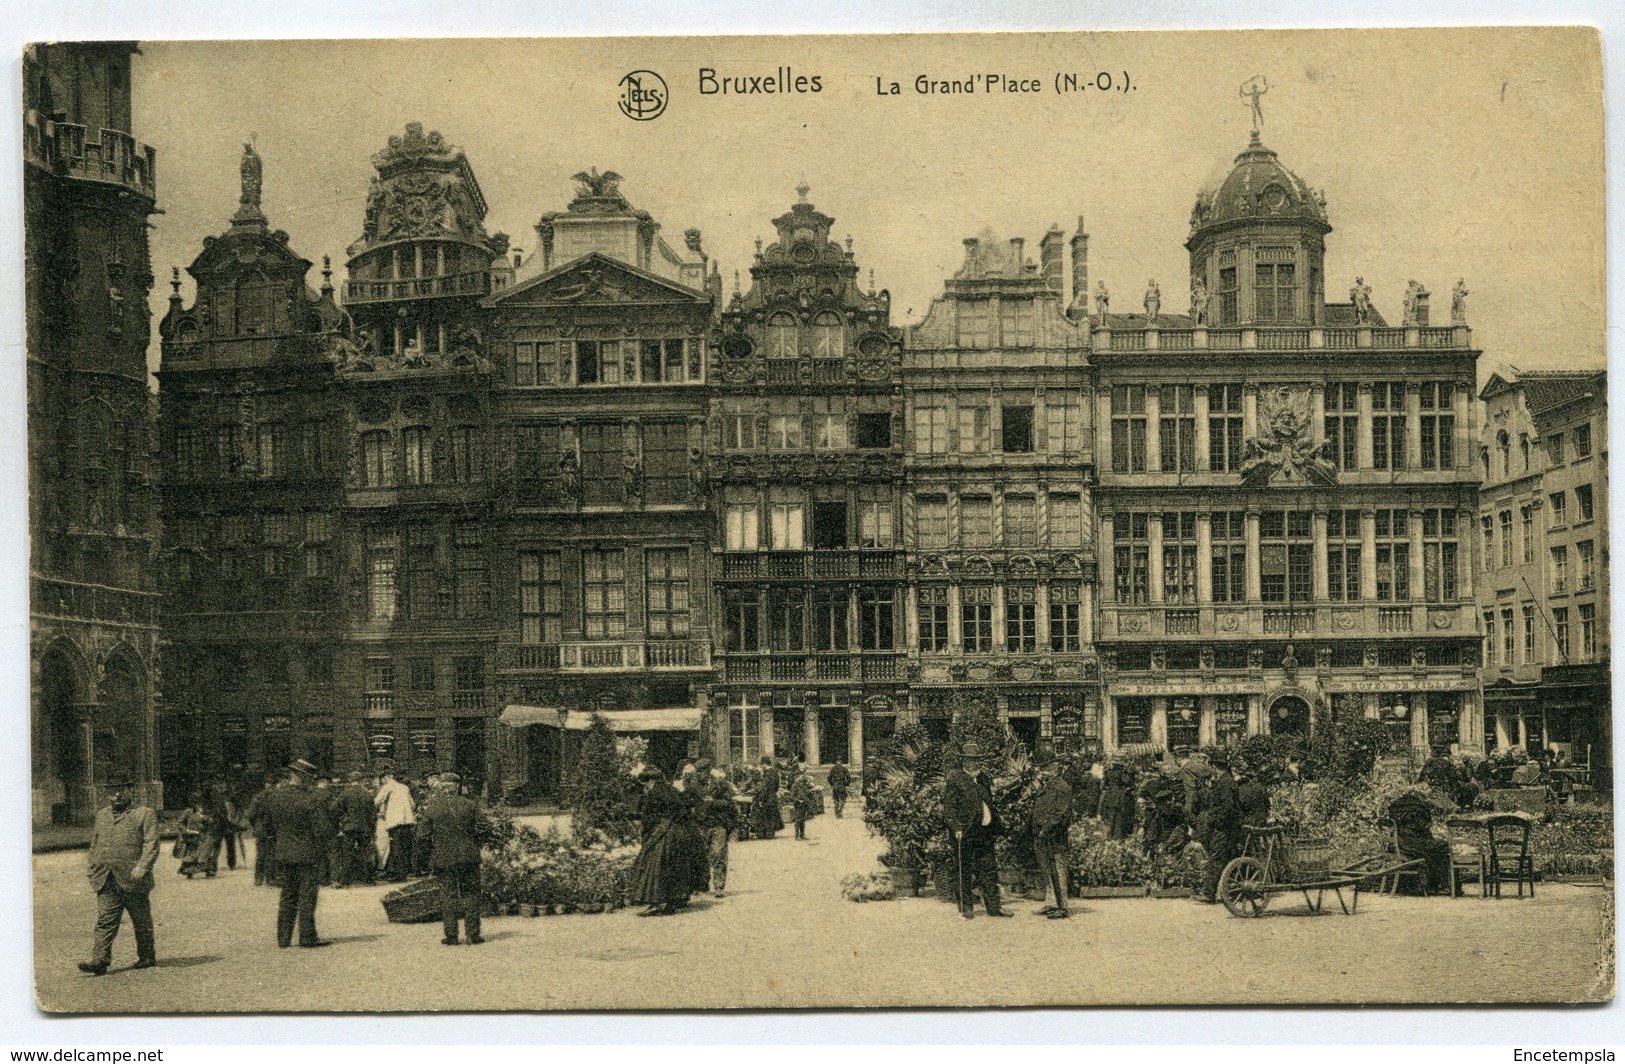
[22,27,1613,1013]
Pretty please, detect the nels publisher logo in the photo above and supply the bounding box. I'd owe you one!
[618,70,668,121]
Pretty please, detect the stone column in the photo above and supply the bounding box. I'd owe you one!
[1194,386,1211,472]
[1101,696,1117,755]
[1412,693,1429,754]
[1150,698,1169,750]
[1242,384,1259,441]
[1312,509,1329,602]
[804,709,821,767]
[1095,387,1113,472]
[947,584,963,652]
[1199,696,1217,747]
[1405,383,1423,470]
[1310,383,1326,445]
[1408,508,1426,602]
[1148,513,1166,604]
[1098,510,1115,605]
[904,583,920,652]
[1247,694,1264,736]
[761,705,776,759]
[1457,507,1476,599]
[848,705,864,770]
[1360,509,1378,601]
[1356,382,1374,469]
[1453,381,1471,472]
[1036,581,1052,649]
[1196,512,1214,605]
[1145,386,1162,471]
[1244,510,1262,602]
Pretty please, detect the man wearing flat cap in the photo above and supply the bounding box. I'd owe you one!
[79,777,158,975]
[263,758,336,947]
[415,772,485,944]
[943,741,1011,919]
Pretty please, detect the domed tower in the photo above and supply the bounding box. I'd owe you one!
[343,123,501,362]
[1186,130,1330,328]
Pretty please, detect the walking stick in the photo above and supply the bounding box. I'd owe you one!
[956,828,966,914]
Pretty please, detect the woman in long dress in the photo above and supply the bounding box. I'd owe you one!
[629,767,705,916]
[748,756,784,840]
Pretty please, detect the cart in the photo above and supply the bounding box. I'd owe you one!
[1217,824,1421,917]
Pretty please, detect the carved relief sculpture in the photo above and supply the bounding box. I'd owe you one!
[1240,384,1336,487]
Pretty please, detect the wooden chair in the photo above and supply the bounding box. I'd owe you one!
[1485,813,1536,899]
[1445,817,1487,898]
[1383,825,1428,895]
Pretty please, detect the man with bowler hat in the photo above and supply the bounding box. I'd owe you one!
[415,772,485,945]
[79,777,158,975]
[943,741,1011,919]
[335,770,377,887]
[263,758,335,947]
[1030,746,1074,919]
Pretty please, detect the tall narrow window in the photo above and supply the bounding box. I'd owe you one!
[723,413,758,450]
[769,414,804,451]
[812,314,844,359]
[1045,398,1082,454]
[1522,604,1536,663]
[1576,485,1595,521]
[518,551,562,643]
[1113,512,1150,604]
[858,588,895,650]
[257,423,284,478]
[1260,510,1313,604]
[812,500,848,549]
[582,549,626,639]
[453,524,487,619]
[958,300,991,348]
[813,591,848,651]
[917,587,949,652]
[1552,608,1569,663]
[1159,385,1196,473]
[1001,405,1034,453]
[1421,509,1458,603]
[1419,382,1455,470]
[1210,511,1247,603]
[1579,603,1596,657]
[641,420,687,504]
[367,543,397,622]
[813,407,848,450]
[960,495,993,548]
[1254,258,1296,321]
[1004,494,1037,548]
[1209,384,1245,472]
[1575,424,1593,458]
[1217,263,1238,325]
[1371,383,1406,471]
[957,406,990,453]
[449,426,478,482]
[1482,515,1495,572]
[915,495,948,548]
[1521,505,1535,563]
[723,591,761,651]
[960,586,993,652]
[1484,612,1497,665]
[1549,491,1568,526]
[575,339,599,385]
[1551,545,1570,594]
[858,500,895,549]
[1326,509,1361,602]
[1049,584,1081,652]
[766,315,797,359]
[1501,607,1515,663]
[1323,383,1358,470]
[361,431,394,487]
[1498,510,1513,568]
[770,501,805,550]
[1374,509,1410,601]
[1161,512,1197,604]
[1111,386,1148,473]
[1049,493,1082,548]
[725,503,759,550]
[401,427,432,485]
[646,548,690,638]
[1577,540,1596,590]
[768,589,805,651]
[1004,586,1037,652]
[913,405,949,454]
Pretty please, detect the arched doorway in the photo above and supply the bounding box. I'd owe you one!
[39,647,86,823]
[1269,694,1312,741]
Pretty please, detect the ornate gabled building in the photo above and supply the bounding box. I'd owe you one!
[488,170,719,795]
[27,42,163,823]
[708,186,906,770]
[1478,369,1610,787]
[157,145,349,799]
[901,229,1095,749]
[1092,128,1483,758]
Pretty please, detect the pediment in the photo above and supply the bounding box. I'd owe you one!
[488,253,706,308]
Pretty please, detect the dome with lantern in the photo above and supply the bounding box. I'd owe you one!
[1189,130,1328,236]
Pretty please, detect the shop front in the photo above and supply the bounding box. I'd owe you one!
[498,704,704,801]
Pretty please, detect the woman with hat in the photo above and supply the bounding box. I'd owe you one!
[629,766,706,916]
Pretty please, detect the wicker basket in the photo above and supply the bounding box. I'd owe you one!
[381,878,442,923]
[1288,836,1332,875]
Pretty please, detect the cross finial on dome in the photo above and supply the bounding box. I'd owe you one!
[796,179,810,202]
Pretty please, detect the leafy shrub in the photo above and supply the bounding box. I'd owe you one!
[840,872,897,902]
[562,714,641,846]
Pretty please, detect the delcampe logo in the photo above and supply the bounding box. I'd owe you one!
[618,70,668,121]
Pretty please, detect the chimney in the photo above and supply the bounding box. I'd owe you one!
[1068,215,1090,318]
[962,237,980,277]
[1008,237,1025,276]
[1039,225,1065,294]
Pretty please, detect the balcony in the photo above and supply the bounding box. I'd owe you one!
[24,112,156,199]
[34,578,159,626]
[767,553,807,579]
[1090,323,1471,354]
[1377,607,1413,632]
[1164,609,1200,635]
[502,644,561,671]
[810,553,856,579]
[451,691,485,711]
[343,269,490,305]
[722,555,759,579]
[364,693,394,713]
[1262,607,1315,634]
[557,640,711,673]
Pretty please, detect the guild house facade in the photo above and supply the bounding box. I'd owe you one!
[49,87,1547,812]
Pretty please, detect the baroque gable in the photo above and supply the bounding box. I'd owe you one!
[488,253,707,310]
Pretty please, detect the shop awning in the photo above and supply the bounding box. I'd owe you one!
[499,705,702,732]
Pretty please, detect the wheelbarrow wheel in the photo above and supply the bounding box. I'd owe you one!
[1219,856,1271,918]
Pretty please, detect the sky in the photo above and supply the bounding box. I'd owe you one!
[131,28,1605,382]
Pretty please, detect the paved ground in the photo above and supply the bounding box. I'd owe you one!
[33,810,1613,1012]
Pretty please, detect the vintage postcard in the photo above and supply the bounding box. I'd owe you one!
[26,28,1611,1012]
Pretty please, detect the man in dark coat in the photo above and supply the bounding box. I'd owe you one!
[943,741,1011,919]
[263,758,336,948]
[826,761,852,818]
[693,761,738,896]
[79,778,159,975]
[1030,748,1074,919]
[1237,762,1272,828]
[749,755,783,839]
[415,772,485,945]
[1199,752,1242,904]
[244,775,280,887]
[334,771,377,887]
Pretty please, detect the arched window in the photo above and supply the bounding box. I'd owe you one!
[401,426,432,485]
[766,314,798,359]
[1496,430,1510,477]
[1519,433,1531,471]
[811,313,844,359]
[235,271,277,336]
